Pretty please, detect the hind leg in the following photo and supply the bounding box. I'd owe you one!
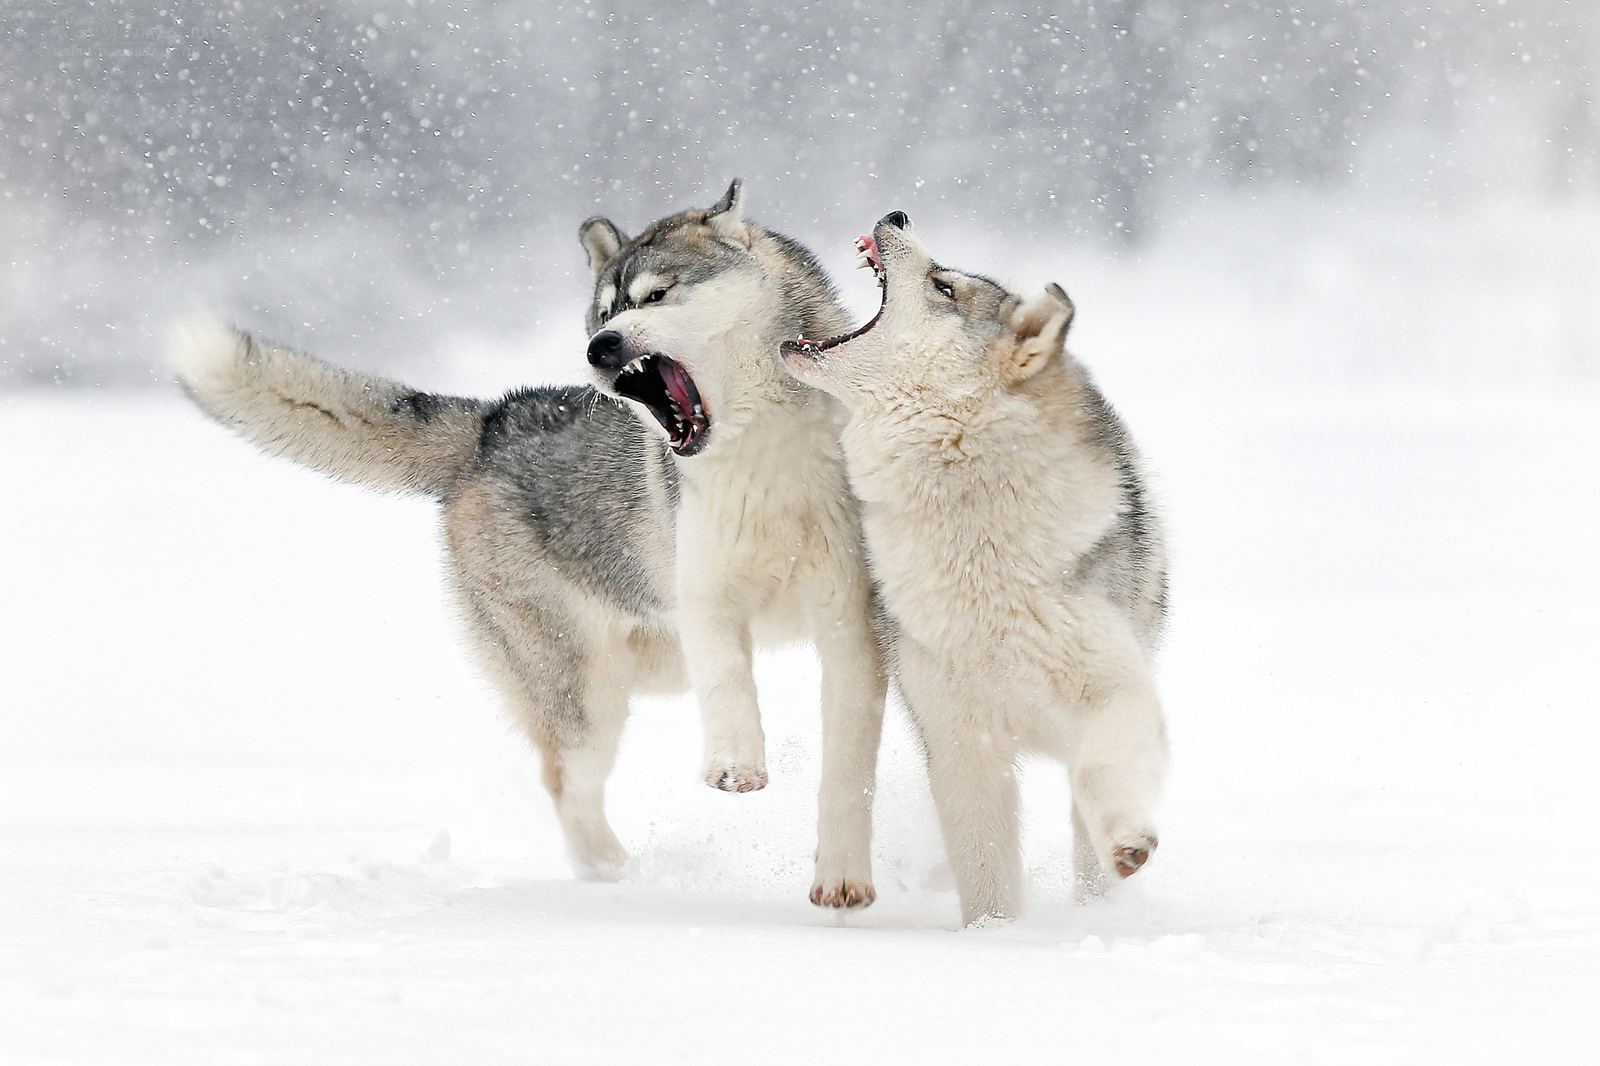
[529,682,631,881]
[445,482,666,881]
[509,625,641,881]
[1066,679,1165,880]
[1059,621,1167,883]
[457,581,638,880]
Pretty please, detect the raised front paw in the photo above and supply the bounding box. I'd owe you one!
[1109,830,1158,878]
[704,759,768,793]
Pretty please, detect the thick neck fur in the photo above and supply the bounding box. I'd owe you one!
[679,225,852,469]
[842,356,1125,654]
[738,226,851,400]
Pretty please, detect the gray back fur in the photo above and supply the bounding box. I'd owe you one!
[469,384,677,617]
[1066,364,1170,651]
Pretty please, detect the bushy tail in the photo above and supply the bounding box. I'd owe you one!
[171,317,484,498]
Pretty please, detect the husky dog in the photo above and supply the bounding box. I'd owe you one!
[782,211,1168,926]
[173,181,885,908]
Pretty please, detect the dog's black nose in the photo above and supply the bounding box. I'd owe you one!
[880,210,910,230]
[587,330,628,370]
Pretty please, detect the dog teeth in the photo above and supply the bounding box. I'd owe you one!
[619,358,645,377]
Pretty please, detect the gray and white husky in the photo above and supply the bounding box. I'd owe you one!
[783,212,1169,926]
[173,181,885,908]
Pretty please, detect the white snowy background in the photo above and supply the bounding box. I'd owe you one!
[3,2,1599,1063]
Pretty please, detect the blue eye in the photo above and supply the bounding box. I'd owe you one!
[642,288,668,304]
[933,277,956,300]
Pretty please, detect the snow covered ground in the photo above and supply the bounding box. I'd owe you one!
[3,218,1599,1062]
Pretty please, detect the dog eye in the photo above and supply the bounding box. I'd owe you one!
[641,288,669,305]
[932,277,957,300]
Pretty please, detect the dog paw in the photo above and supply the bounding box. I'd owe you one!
[574,857,627,883]
[965,912,1016,930]
[704,761,768,793]
[810,877,875,909]
[1110,831,1158,878]
[571,845,629,883]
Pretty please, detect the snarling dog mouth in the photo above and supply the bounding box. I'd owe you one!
[613,353,710,456]
[781,233,888,360]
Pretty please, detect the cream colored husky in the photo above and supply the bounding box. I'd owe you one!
[783,211,1169,926]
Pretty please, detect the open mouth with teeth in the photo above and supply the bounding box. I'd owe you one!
[613,353,710,456]
[781,233,888,360]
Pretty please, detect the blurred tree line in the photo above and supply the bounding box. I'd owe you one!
[1,0,1594,383]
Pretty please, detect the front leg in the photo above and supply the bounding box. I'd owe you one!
[808,577,886,908]
[1060,605,1167,882]
[677,568,767,793]
[899,644,1023,926]
[925,720,1024,927]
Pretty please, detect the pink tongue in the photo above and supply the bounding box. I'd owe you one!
[659,359,695,415]
[860,234,883,271]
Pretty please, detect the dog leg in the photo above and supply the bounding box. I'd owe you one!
[808,587,885,909]
[1065,660,1166,882]
[926,730,1023,926]
[500,667,631,881]
[544,679,632,882]
[678,589,767,792]
[451,554,634,880]
[901,653,1023,926]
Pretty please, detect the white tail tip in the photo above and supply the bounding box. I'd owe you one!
[169,314,248,395]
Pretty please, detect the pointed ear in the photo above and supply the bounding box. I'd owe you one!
[706,177,750,247]
[1004,284,1075,382]
[578,217,626,279]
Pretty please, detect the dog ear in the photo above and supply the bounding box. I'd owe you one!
[579,217,626,278]
[1004,284,1075,382]
[706,178,750,247]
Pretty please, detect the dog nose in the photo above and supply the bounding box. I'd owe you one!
[587,330,628,370]
[880,210,910,230]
